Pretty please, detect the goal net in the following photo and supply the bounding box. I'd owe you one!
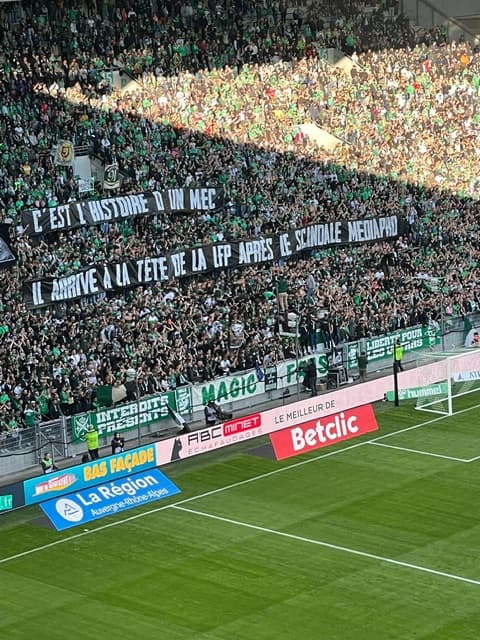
[415,349,480,416]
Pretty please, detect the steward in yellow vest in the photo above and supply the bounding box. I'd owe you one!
[85,426,100,460]
[393,340,404,372]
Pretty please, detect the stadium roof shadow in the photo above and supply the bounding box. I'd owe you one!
[14,20,480,328]
[19,90,474,327]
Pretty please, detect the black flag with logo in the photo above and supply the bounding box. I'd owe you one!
[0,224,16,268]
[104,164,120,190]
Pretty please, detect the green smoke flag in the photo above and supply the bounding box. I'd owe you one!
[95,383,128,407]
[96,386,113,408]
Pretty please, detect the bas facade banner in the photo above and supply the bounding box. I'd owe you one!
[23,444,157,505]
[347,325,440,369]
[70,387,192,442]
[21,187,225,236]
[23,215,400,308]
[40,469,180,531]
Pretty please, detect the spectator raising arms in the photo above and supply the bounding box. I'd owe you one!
[0,0,477,436]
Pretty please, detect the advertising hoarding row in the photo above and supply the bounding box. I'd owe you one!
[155,348,480,465]
[40,469,180,531]
[23,444,157,505]
[22,382,375,511]
[68,325,438,442]
[30,402,380,530]
[7,347,480,520]
[269,404,379,460]
[0,481,25,511]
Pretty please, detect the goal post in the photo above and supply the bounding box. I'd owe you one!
[415,349,480,416]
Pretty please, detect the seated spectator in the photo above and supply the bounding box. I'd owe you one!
[204,399,232,426]
[111,432,125,455]
[204,400,219,426]
[41,452,58,474]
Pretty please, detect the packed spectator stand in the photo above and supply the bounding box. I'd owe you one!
[0,0,479,440]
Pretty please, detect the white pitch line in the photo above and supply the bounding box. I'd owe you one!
[367,401,480,443]
[0,439,369,566]
[1,402,480,566]
[368,441,469,463]
[466,455,480,463]
[174,505,480,587]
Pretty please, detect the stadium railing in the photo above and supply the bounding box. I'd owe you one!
[1,314,479,478]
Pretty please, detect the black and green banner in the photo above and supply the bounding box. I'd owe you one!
[24,215,400,308]
[347,326,440,369]
[71,387,193,442]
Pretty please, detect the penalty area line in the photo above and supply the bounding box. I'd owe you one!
[174,505,480,588]
[368,441,470,463]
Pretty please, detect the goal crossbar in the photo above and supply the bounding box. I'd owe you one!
[415,349,480,416]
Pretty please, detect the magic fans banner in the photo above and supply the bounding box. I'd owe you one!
[20,187,226,236]
[23,215,399,308]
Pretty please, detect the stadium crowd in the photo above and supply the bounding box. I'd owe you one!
[0,0,479,439]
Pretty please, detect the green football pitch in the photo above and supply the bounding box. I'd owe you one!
[1,397,480,639]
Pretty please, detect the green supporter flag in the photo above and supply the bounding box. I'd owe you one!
[71,388,191,441]
[421,276,441,293]
[96,386,113,408]
[463,315,473,338]
[95,383,128,408]
[36,394,49,416]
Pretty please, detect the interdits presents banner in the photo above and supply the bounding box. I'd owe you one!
[20,187,226,236]
[23,215,400,308]
[70,387,192,443]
